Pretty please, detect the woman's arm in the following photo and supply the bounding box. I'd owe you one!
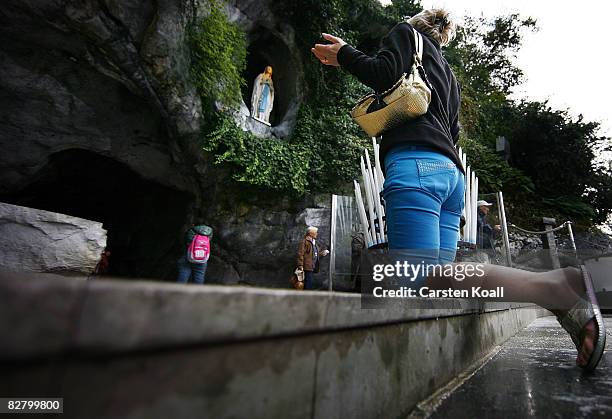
[312,23,413,93]
[338,23,412,93]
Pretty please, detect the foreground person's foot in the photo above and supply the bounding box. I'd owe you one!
[576,318,597,368]
[555,265,606,371]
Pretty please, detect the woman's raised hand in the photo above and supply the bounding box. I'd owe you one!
[311,33,346,67]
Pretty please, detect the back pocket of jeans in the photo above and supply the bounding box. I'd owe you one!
[416,159,456,200]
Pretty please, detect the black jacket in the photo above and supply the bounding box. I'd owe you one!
[477,210,495,249]
[337,22,463,174]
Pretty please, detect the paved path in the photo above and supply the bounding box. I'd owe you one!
[428,316,612,418]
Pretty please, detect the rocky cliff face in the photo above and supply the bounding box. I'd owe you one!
[0,0,324,286]
[0,0,204,278]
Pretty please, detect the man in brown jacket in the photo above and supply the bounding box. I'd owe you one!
[297,226,329,290]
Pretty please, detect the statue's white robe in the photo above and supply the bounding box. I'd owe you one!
[250,74,274,123]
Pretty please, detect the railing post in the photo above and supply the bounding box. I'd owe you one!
[567,221,577,258]
[541,217,560,269]
[496,192,512,267]
[329,194,337,292]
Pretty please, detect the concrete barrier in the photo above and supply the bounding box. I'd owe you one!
[0,270,547,419]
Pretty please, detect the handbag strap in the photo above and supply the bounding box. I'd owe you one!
[413,27,424,64]
[410,26,454,143]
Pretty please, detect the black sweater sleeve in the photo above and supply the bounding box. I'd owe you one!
[450,82,461,143]
[337,23,413,93]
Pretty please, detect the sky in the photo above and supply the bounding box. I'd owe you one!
[379,0,612,142]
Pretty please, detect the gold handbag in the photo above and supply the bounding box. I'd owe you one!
[351,28,431,138]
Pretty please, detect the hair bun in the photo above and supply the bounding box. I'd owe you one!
[408,8,456,47]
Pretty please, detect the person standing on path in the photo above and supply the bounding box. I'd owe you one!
[297,226,329,290]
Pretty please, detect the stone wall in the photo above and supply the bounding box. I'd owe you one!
[205,190,332,288]
[0,270,547,419]
[507,230,543,258]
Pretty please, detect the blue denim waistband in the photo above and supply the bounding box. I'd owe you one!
[389,143,438,152]
[385,144,453,167]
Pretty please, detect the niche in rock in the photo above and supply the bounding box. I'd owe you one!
[242,29,300,129]
[0,149,193,279]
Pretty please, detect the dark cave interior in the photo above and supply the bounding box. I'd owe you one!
[0,149,193,279]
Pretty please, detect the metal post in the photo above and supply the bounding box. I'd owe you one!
[495,193,504,261]
[497,191,512,267]
[329,194,337,292]
[459,148,467,241]
[567,221,577,258]
[471,170,477,244]
[465,166,472,243]
[541,217,560,269]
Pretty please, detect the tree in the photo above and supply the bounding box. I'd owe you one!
[506,101,612,224]
[445,14,537,142]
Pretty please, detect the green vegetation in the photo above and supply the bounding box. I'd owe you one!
[191,0,612,227]
[191,0,247,106]
[457,137,534,195]
[203,112,311,192]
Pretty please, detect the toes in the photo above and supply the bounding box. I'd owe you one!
[576,319,597,367]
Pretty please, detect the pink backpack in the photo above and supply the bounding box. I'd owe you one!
[187,234,210,264]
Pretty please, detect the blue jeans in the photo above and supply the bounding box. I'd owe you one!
[304,270,314,290]
[383,144,465,284]
[176,255,207,284]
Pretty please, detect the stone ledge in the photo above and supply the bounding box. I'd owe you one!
[1,269,535,360]
[0,303,546,419]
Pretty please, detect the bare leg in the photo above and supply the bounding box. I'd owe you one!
[425,263,583,310]
[424,263,596,366]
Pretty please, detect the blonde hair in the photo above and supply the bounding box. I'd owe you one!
[306,226,318,236]
[407,8,456,47]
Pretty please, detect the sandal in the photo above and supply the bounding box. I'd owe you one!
[555,265,606,371]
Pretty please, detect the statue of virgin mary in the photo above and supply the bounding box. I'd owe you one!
[250,66,274,125]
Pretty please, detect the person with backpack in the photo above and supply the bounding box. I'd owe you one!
[177,224,213,284]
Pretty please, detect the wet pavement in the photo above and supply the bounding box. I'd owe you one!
[428,316,612,419]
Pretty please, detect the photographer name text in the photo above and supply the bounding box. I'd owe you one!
[372,286,504,298]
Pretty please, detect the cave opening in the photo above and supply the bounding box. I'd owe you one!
[241,29,299,128]
[0,149,193,279]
